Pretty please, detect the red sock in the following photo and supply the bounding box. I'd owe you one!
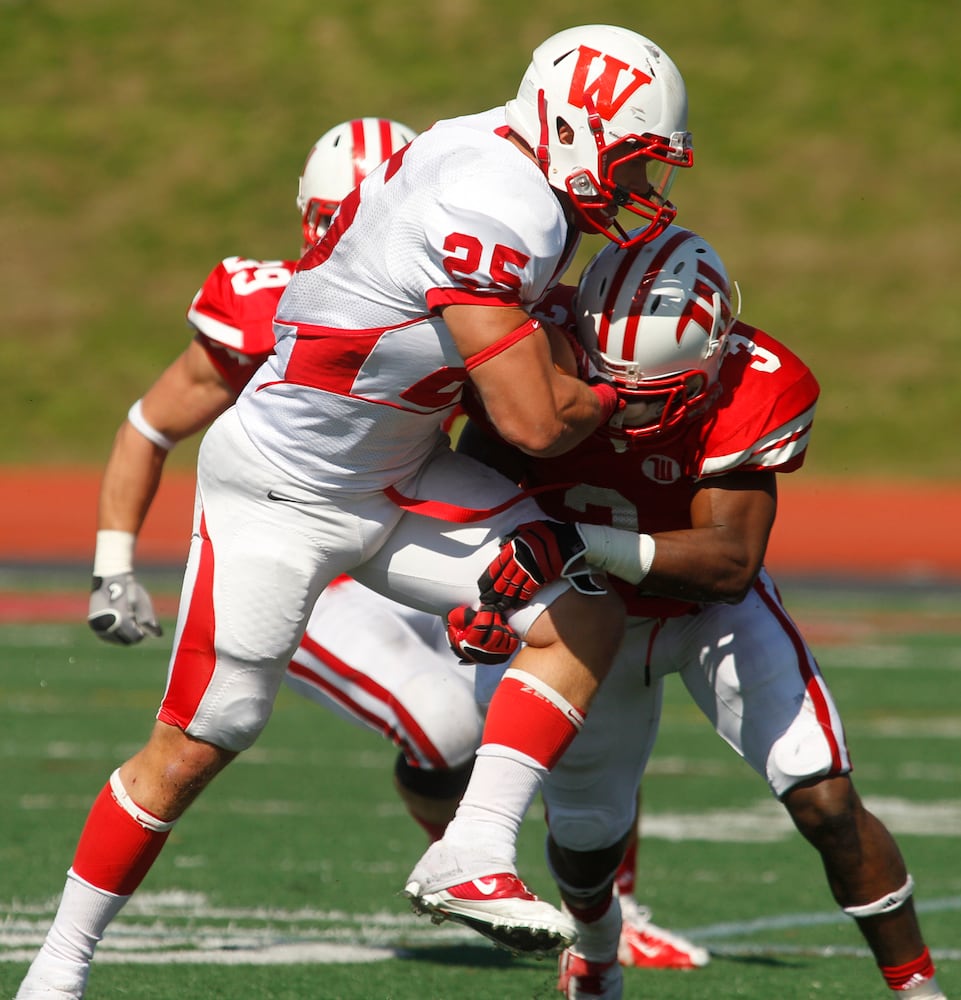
[481,669,585,769]
[72,773,173,896]
[881,947,936,991]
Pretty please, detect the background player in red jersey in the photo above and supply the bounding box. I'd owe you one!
[463,225,946,999]
[88,116,417,644]
[82,111,707,974]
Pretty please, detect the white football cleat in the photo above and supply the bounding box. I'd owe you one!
[15,956,89,999]
[405,842,576,957]
[557,949,623,999]
[616,893,709,969]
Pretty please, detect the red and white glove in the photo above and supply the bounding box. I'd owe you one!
[446,604,520,665]
[478,520,606,612]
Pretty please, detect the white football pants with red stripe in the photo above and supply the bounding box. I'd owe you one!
[541,567,851,852]
[159,406,568,753]
[284,576,483,771]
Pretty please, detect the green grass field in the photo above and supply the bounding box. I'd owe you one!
[3,4,958,995]
[2,584,959,999]
[3,0,960,478]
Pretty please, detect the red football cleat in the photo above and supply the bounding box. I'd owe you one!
[405,842,576,957]
[616,893,709,969]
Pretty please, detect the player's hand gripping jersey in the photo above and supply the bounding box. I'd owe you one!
[236,109,580,492]
[460,238,818,620]
[521,321,819,618]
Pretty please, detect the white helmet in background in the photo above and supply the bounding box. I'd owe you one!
[505,25,693,247]
[297,117,417,246]
[576,225,737,442]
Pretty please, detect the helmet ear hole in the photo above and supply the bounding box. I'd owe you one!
[556,118,574,145]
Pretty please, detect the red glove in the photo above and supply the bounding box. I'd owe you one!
[590,381,621,422]
[478,520,605,611]
[446,604,520,665]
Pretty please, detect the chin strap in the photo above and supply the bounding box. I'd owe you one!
[534,88,550,171]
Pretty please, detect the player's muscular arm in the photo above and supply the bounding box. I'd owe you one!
[98,338,236,535]
[442,303,612,457]
[641,471,777,604]
[90,338,237,644]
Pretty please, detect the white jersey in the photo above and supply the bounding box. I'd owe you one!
[235,108,578,492]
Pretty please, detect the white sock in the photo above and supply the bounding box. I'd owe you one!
[17,870,129,997]
[565,894,622,962]
[441,746,544,868]
[898,977,946,999]
[45,869,128,963]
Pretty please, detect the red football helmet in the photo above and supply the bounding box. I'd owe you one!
[576,225,737,442]
[297,117,417,247]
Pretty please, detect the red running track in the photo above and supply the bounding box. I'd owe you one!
[2,467,960,622]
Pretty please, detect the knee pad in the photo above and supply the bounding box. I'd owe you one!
[545,801,636,854]
[187,677,275,752]
[394,753,473,801]
[545,827,632,900]
[395,672,482,769]
[767,714,845,796]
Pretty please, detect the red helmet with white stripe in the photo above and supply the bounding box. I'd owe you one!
[297,118,417,247]
[575,225,737,441]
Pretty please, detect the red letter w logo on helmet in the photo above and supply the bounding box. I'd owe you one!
[567,46,653,119]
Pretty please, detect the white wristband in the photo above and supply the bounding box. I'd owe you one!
[579,524,655,585]
[93,530,136,577]
[127,399,176,451]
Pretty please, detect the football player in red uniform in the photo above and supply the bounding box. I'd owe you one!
[462,225,946,999]
[87,116,418,643]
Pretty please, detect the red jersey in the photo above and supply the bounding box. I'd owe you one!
[519,321,820,618]
[186,256,297,395]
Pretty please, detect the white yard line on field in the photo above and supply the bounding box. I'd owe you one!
[2,891,960,966]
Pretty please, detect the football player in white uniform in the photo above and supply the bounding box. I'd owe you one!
[82,116,485,842]
[82,113,706,973]
[18,25,695,998]
[463,226,946,999]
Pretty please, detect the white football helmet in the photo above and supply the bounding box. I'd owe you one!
[297,117,417,247]
[505,25,693,247]
[576,225,737,442]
